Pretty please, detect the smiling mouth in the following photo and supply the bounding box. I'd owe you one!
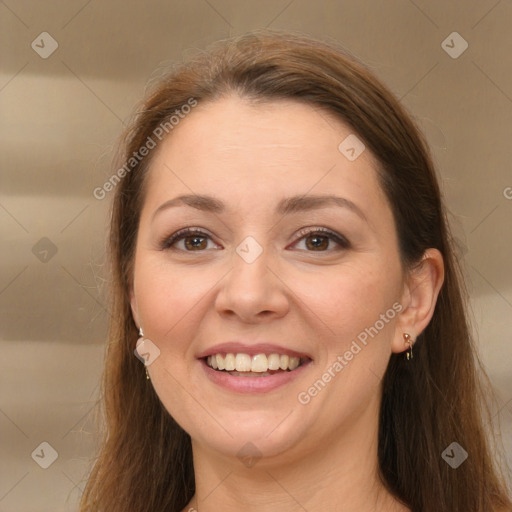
[205,353,309,377]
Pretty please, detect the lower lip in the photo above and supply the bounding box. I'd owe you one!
[200,359,311,393]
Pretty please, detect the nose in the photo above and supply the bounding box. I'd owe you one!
[214,244,290,323]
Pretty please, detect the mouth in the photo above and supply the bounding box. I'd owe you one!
[203,352,311,377]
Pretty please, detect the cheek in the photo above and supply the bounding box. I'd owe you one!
[294,260,400,345]
[295,263,401,425]
[133,259,212,422]
[133,257,214,352]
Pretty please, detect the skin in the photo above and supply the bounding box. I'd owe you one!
[130,95,444,511]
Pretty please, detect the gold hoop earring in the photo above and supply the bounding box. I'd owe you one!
[403,333,414,360]
[137,327,150,380]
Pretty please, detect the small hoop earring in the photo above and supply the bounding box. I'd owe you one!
[137,327,150,380]
[403,333,414,360]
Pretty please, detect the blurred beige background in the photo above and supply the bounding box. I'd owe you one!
[1,1,511,510]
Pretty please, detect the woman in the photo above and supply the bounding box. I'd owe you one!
[81,30,512,511]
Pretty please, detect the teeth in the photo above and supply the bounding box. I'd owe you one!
[267,353,281,370]
[224,353,236,371]
[216,354,225,370]
[235,353,252,372]
[289,357,300,370]
[251,354,268,372]
[206,352,303,372]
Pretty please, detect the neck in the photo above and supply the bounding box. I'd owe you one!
[183,393,409,512]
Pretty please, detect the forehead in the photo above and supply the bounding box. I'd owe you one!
[141,95,389,222]
[154,96,366,162]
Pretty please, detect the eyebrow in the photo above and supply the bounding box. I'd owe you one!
[151,193,367,222]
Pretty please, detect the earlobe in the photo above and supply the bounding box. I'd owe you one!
[391,248,445,354]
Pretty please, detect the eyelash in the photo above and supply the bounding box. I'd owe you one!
[159,227,350,252]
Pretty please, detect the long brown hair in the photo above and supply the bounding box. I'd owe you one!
[80,30,512,512]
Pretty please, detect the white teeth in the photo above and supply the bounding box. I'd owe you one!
[267,353,281,370]
[235,353,252,372]
[251,354,268,372]
[206,352,304,372]
[216,354,225,370]
[224,353,236,371]
[289,356,300,370]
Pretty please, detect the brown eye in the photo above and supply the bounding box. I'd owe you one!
[292,228,350,252]
[305,233,330,251]
[161,229,218,251]
[183,235,208,250]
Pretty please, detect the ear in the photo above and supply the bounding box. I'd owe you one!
[391,248,445,354]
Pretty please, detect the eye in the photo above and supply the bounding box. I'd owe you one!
[160,228,220,251]
[160,226,350,253]
[291,227,350,252]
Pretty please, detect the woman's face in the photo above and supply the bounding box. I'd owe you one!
[131,95,408,462]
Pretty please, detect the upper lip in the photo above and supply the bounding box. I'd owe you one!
[196,342,312,360]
